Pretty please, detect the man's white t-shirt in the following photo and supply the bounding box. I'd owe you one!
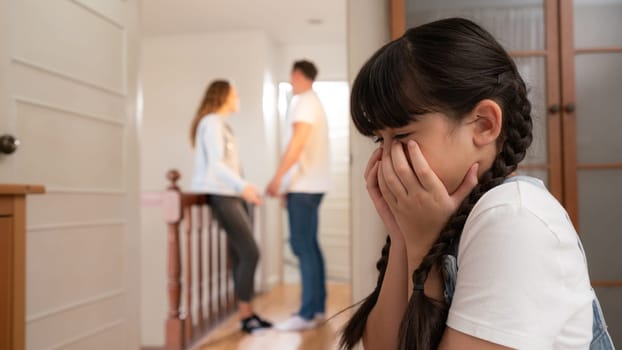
[447,177,594,349]
[285,89,331,193]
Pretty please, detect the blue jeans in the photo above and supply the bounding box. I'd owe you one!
[287,193,326,320]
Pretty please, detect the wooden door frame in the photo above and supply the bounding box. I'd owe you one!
[545,0,563,207]
[558,0,578,225]
[390,0,405,40]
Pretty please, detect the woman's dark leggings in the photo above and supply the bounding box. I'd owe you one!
[208,195,259,302]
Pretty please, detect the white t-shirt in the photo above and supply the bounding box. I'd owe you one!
[285,90,331,193]
[447,177,594,349]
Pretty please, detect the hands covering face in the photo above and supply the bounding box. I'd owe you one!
[365,140,479,247]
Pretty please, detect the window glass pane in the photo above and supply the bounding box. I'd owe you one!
[575,53,622,163]
[574,0,622,48]
[578,169,622,281]
[406,0,545,51]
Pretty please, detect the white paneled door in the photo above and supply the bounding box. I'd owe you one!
[0,0,141,349]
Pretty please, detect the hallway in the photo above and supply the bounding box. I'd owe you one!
[194,283,352,350]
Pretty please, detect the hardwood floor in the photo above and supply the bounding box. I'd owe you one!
[193,283,353,350]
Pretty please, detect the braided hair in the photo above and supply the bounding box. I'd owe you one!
[340,18,533,350]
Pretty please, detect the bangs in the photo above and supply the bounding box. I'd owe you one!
[351,38,435,136]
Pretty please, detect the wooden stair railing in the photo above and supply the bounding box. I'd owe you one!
[163,170,236,350]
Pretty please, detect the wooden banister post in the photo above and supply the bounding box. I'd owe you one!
[196,204,204,331]
[183,206,193,343]
[165,170,183,350]
[216,222,222,320]
[207,209,213,326]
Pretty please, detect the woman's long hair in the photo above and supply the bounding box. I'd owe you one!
[340,18,533,350]
[190,80,231,147]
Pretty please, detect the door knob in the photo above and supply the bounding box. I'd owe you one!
[0,134,20,154]
[548,104,560,114]
[564,103,576,113]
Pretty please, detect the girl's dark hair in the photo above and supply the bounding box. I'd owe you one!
[340,18,533,350]
[190,80,231,147]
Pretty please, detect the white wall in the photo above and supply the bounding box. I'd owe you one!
[347,0,391,302]
[260,35,284,290]
[276,43,348,82]
[139,30,280,346]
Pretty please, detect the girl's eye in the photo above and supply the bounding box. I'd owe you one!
[372,133,411,144]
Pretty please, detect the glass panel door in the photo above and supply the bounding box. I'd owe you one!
[570,0,622,344]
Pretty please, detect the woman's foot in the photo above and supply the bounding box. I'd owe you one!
[241,314,273,334]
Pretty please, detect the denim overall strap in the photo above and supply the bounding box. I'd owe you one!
[441,244,458,305]
[576,240,616,349]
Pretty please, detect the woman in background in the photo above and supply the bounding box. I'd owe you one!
[190,80,272,334]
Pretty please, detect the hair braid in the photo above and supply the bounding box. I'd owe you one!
[339,236,392,349]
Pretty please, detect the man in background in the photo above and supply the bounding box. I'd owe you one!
[266,60,331,331]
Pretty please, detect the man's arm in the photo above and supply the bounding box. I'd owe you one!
[266,122,312,196]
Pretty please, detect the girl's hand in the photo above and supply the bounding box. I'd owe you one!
[365,147,404,243]
[242,184,263,206]
[378,140,479,248]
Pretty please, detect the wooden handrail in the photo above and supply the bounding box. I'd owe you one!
[163,170,237,350]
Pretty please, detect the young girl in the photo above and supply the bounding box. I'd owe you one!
[340,18,614,350]
[190,80,272,334]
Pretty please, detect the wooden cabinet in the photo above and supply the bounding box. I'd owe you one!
[0,185,44,350]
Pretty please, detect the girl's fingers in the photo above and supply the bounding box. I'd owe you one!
[390,140,423,193]
[450,162,479,205]
[381,145,408,196]
[364,147,383,179]
[407,140,445,193]
[365,160,381,195]
[368,161,402,237]
[377,162,398,206]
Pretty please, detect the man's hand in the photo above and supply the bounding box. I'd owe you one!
[265,177,282,197]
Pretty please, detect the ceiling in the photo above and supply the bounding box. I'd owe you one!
[141,0,347,45]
